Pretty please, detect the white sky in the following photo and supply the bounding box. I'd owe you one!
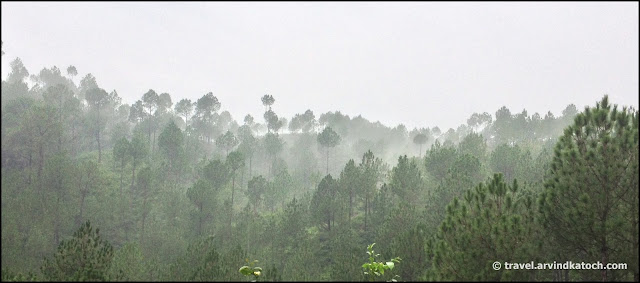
[1,2,638,130]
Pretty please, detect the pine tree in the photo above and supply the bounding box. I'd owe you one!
[311,175,339,231]
[539,95,639,281]
[428,174,541,281]
[41,221,114,281]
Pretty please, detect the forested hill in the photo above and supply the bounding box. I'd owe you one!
[2,57,638,281]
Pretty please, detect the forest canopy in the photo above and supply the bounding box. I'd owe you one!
[1,48,638,282]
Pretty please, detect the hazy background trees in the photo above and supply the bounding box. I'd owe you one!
[1,51,636,281]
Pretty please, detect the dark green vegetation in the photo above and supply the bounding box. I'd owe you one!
[1,53,638,281]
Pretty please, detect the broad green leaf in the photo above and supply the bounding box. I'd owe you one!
[239,266,253,276]
[386,261,395,270]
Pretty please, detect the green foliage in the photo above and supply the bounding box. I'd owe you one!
[261,94,275,109]
[1,268,38,282]
[412,133,428,157]
[227,150,245,173]
[458,131,487,160]
[186,179,216,236]
[41,221,114,281]
[412,133,428,145]
[174,98,193,127]
[338,159,360,222]
[170,236,246,281]
[142,89,159,113]
[428,174,541,281]
[216,130,238,154]
[130,132,148,174]
[311,175,340,231]
[467,112,493,132]
[129,100,146,123]
[263,132,283,157]
[2,52,638,282]
[489,143,532,183]
[265,169,293,211]
[158,120,184,165]
[289,109,316,133]
[362,243,401,282]
[264,109,283,133]
[389,155,424,206]
[424,140,458,182]
[85,87,110,109]
[239,259,263,281]
[203,159,231,190]
[539,95,639,281]
[108,243,143,281]
[194,92,221,138]
[247,175,268,213]
[157,92,172,112]
[391,224,430,281]
[113,137,130,166]
[317,126,341,148]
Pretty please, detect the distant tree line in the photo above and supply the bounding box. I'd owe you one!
[1,50,637,281]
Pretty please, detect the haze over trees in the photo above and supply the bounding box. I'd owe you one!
[1,48,638,282]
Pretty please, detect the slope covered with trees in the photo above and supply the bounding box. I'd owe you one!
[1,52,638,281]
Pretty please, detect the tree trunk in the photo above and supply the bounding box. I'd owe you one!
[38,144,44,182]
[79,191,86,226]
[58,98,63,153]
[71,123,77,158]
[58,128,63,153]
[131,161,137,189]
[629,184,640,282]
[141,197,147,245]
[125,197,131,242]
[97,108,101,163]
[349,190,353,223]
[120,159,125,195]
[601,228,608,282]
[28,151,32,184]
[247,217,251,256]
[231,175,236,209]
[364,195,369,232]
[241,167,245,190]
[230,175,236,235]
[633,193,639,282]
[600,175,612,282]
[148,114,152,150]
[54,196,61,246]
[326,148,329,175]
[152,130,156,153]
[198,203,203,236]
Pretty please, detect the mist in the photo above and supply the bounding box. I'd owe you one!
[1,2,638,282]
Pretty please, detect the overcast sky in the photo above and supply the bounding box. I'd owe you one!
[2,2,638,130]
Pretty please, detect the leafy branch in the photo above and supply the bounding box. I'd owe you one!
[362,243,402,282]
[239,259,262,282]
